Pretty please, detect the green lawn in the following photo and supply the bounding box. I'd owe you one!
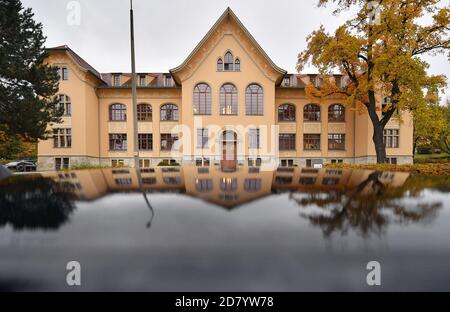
[414,153,449,163]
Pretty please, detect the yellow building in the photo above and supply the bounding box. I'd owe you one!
[37,8,413,171]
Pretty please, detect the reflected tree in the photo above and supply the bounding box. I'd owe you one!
[291,172,443,237]
[0,176,75,230]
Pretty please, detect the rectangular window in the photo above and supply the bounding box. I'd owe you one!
[55,158,69,171]
[113,74,121,87]
[386,157,398,165]
[139,159,151,168]
[53,128,72,148]
[283,77,290,87]
[249,128,260,149]
[384,129,399,148]
[244,179,262,192]
[280,159,294,167]
[279,134,296,151]
[304,134,321,150]
[248,157,262,167]
[164,75,172,87]
[161,134,179,151]
[138,134,153,151]
[57,67,68,81]
[197,129,209,149]
[109,134,127,151]
[139,75,146,86]
[111,159,125,168]
[328,134,345,150]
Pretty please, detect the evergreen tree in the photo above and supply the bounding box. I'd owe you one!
[0,0,61,141]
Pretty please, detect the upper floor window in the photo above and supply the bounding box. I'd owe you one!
[217,58,223,71]
[310,76,323,88]
[137,103,152,121]
[164,75,173,87]
[53,128,72,148]
[160,104,179,121]
[56,67,68,80]
[328,134,345,150]
[109,134,127,151]
[58,94,72,116]
[220,83,238,115]
[304,134,321,150]
[234,58,241,71]
[112,74,121,87]
[384,129,399,148]
[193,83,212,115]
[304,104,321,121]
[328,104,345,122]
[139,75,146,86]
[382,97,399,116]
[246,84,264,115]
[279,134,296,151]
[224,52,234,71]
[109,103,127,121]
[278,104,296,121]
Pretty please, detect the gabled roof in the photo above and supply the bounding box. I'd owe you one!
[47,45,105,83]
[170,7,287,85]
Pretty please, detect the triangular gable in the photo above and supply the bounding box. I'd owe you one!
[170,7,287,85]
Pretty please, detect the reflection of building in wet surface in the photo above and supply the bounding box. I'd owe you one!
[40,166,410,209]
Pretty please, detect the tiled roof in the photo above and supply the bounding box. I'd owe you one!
[47,45,103,81]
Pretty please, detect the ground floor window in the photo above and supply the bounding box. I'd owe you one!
[280,159,294,167]
[248,128,260,149]
[161,134,179,151]
[196,158,210,167]
[330,159,344,164]
[306,159,324,168]
[53,128,72,148]
[279,134,296,151]
[138,134,153,151]
[109,134,127,151]
[139,159,151,168]
[248,157,262,167]
[197,129,209,149]
[386,157,398,164]
[111,159,125,168]
[55,158,69,171]
[384,129,399,148]
[328,134,345,150]
[304,134,321,150]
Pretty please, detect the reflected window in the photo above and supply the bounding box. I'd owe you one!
[163,176,181,185]
[142,177,157,185]
[323,178,340,186]
[275,176,293,185]
[220,178,237,191]
[299,177,317,185]
[244,179,262,192]
[196,179,213,192]
[115,178,132,185]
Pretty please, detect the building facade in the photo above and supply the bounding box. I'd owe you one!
[38,8,413,171]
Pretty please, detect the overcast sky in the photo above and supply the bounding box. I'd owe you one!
[22,0,449,100]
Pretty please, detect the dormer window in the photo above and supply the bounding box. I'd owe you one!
[224,52,234,71]
[311,76,322,88]
[217,58,223,71]
[164,75,173,87]
[283,77,290,87]
[139,75,146,86]
[335,76,342,88]
[113,74,121,87]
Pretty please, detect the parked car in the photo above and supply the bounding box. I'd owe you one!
[5,161,37,172]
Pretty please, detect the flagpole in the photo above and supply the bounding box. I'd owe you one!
[130,0,139,169]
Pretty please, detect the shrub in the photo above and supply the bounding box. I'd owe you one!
[325,163,450,176]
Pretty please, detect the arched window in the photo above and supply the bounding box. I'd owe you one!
[109,103,127,121]
[278,104,296,121]
[220,84,238,115]
[137,103,152,121]
[304,104,321,121]
[160,104,179,121]
[193,83,212,115]
[246,84,264,115]
[234,58,241,71]
[58,94,71,116]
[328,104,345,122]
[224,52,234,71]
[217,58,223,71]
